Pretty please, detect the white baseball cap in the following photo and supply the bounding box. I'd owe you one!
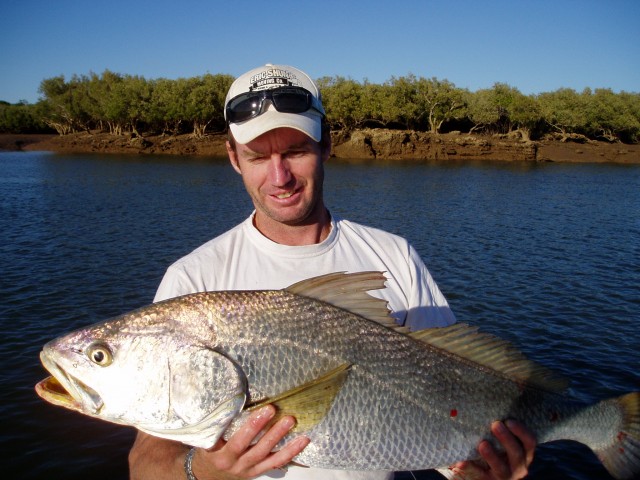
[224,64,325,144]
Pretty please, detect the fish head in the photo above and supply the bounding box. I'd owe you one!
[36,302,247,447]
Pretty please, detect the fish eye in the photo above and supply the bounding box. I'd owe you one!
[87,343,113,367]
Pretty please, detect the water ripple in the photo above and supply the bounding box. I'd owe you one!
[2,153,638,480]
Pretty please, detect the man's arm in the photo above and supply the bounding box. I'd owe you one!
[129,432,186,480]
[129,405,309,480]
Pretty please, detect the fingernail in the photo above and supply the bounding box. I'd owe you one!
[293,435,310,448]
[505,419,521,430]
[279,415,296,430]
[493,420,507,434]
[477,440,492,456]
[255,405,275,421]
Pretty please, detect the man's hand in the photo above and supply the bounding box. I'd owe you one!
[129,404,309,480]
[191,405,310,480]
[450,420,536,480]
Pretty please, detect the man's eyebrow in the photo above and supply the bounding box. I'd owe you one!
[242,148,264,159]
[238,145,268,160]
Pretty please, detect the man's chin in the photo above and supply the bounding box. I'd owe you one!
[257,205,318,227]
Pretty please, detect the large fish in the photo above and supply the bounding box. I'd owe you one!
[36,272,639,479]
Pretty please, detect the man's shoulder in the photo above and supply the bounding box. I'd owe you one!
[170,220,247,268]
[336,217,409,247]
[197,220,247,250]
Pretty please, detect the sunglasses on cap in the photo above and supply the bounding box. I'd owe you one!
[225,86,324,124]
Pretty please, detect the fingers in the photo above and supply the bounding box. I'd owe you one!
[250,432,310,475]
[504,419,536,467]
[195,405,309,479]
[239,408,307,474]
[447,460,486,480]
[222,405,278,457]
[477,439,511,479]
[476,420,536,480]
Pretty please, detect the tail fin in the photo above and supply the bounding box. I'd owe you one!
[596,392,640,480]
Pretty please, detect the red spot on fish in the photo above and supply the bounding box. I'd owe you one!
[617,432,627,443]
[619,448,625,454]
[549,410,559,422]
[450,409,458,418]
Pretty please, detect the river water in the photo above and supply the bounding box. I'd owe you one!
[1,151,638,479]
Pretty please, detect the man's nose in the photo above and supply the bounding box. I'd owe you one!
[269,155,292,186]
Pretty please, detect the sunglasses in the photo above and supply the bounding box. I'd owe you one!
[225,86,323,124]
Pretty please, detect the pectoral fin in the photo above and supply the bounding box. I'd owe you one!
[247,363,351,433]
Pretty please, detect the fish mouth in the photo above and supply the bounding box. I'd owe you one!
[35,351,104,415]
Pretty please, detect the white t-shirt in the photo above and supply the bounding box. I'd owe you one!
[155,213,456,480]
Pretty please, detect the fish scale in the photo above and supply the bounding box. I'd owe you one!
[201,290,582,468]
[36,272,640,478]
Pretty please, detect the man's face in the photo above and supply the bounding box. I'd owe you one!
[227,127,329,230]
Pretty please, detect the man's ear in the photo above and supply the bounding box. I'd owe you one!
[226,141,242,174]
[320,123,332,162]
[321,135,332,163]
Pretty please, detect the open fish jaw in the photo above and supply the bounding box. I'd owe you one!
[36,350,103,414]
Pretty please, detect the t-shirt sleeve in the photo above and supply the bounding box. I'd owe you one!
[153,265,199,303]
[403,244,456,330]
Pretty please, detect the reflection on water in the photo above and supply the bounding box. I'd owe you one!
[1,152,638,480]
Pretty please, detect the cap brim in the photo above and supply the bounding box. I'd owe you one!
[229,108,323,145]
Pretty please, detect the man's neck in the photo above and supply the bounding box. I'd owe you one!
[253,209,331,246]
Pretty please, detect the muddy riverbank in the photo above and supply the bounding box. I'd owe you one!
[2,130,639,164]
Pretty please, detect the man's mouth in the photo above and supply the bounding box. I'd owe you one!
[275,191,294,199]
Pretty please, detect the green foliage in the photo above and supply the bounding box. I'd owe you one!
[414,76,467,133]
[185,74,235,137]
[584,88,640,142]
[317,76,366,129]
[3,70,637,144]
[466,88,501,132]
[617,92,640,143]
[38,75,87,134]
[319,74,467,133]
[0,101,51,133]
[33,70,233,137]
[538,88,589,135]
[466,83,542,138]
[148,77,191,134]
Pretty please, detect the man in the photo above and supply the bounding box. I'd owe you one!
[129,64,536,480]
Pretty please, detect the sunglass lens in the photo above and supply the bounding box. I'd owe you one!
[272,91,311,113]
[227,95,262,123]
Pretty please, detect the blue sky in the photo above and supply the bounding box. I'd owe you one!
[1,0,638,104]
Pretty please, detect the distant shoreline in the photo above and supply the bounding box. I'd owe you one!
[2,131,639,164]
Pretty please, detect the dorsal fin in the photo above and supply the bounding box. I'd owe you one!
[410,323,569,392]
[286,271,399,329]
